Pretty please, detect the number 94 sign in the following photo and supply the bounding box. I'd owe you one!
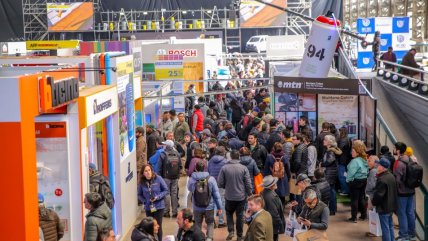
[306,44,325,61]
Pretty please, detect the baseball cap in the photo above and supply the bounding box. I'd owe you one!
[376,158,390,169]
[161,140,175,148]
[296,173,310,185]
[202,129,211,136]
[252,107,260,113]
[89,162,96,170]
[38,193,44,203]
[184,132,193,137]
[146,123,156,130]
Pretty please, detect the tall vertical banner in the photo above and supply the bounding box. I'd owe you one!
[116,57,135,162]
[360,96,377,152]
[36,122,71,241]
[357,17,410,69]
[318,95,359,139]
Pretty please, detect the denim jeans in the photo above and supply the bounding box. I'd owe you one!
[214,188,226,224]
[338,164,349,194]
[329,183,337,213]
[164,178,179,215]
[225,199,246,237]
[194,209,215,239]
[379,213,395,241]
[397,195,416,238]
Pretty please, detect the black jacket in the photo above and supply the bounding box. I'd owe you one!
[290,143,308,175]
[265,130,282,153]
[177,224,206,241]
[131,228,157,241]
[321,147,342,185]
[312,178,331,206]
[261,188,285,234]
[147,131,161,159]
[315,131,330,161]
[380,152,396,173]
[337,137,351,166]
[246,142,268,170]
[299,124,313,141]
[372,170,398,214]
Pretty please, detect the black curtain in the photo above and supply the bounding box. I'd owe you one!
[102,0,233,11]
[0,0,24,41]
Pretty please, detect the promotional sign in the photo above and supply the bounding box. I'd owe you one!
[274,76,360,95]
[360,95,377,152]
[239,0,287,27]
[266,35,305,58]
[116,57,135,162]
[47,2,94,31]
[183,62,204,92]
[26,40,80,50]
[79,86,119,128]
[39,77,79,113]
[357,17,410,69]
[154,54,184,80]
[318,95,359,138]
[0,42,26,56]
[36,122,71,241]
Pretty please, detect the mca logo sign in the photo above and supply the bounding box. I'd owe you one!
[362,19,371,27]
[357,18,374,34]
[392,17,409,33]
[397,35,405,43]
[396,20,405,28]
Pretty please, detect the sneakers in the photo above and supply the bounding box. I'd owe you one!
[217,223,227,228]
[339,192,349,196]
[226,233,235,241]
[163,213,171,218]
[347,217,357,223]
[409,236,417,241]
[395,237,410,241]
[358,216,367,221]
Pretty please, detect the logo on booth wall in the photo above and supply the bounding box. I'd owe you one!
[168,49,197,57]
[396,20,405,28]
[362,19,371,27]
[397,35,405,43]
[93,99,112,115]
[363,58,370,65]
[277,81,302,89]
[156,49,167,55]
[381,39,387,46]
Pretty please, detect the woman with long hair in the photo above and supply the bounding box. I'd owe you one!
[346,140,369,222]
[187,148,207,177]
[337,127,351,195]
[321,135,342,215]
[137,164,168,240]
[131,217,160,241]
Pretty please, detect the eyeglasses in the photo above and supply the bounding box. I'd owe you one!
[305,198,317,206]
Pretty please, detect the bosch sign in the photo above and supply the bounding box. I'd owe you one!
[168,49,197,57]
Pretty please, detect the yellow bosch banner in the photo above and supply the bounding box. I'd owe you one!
[26,40,80,50]
[155,68,184,80]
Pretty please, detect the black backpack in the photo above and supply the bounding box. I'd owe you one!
[90,176,115,209]
[404,160,423,188]
[193,178,211,208]
[164,150,181,179]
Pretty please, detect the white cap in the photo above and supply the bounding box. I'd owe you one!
[161,140,175,148]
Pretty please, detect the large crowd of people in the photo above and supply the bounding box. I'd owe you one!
[38,83,422,241]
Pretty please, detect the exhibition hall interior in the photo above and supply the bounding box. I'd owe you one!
[1,0,428,241]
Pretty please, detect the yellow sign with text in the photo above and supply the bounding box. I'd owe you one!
[155,68,184,80]
[26,40,80,50]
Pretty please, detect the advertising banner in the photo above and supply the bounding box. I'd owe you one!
[116,57,135,162]
[47,2,94,32]
[240,0,287,27]
[184,62,204,92]
[274,76,360,95]
[318,95,359,139]
[154,54,184,80]
[36,122,71,240]
[26,40,80,50]
[266,35,305,58]
[357,17,410,69]
[360,95,377,152]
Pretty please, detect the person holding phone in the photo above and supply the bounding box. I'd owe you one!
[297,189,329,230]
[138,164,169,241]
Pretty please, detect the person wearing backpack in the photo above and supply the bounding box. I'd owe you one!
[89,163,115,210]
[393,142,418,241]
[188,161,223,241]
[263,142,291,207]
[239,147,260,193]
[158,140,182,218]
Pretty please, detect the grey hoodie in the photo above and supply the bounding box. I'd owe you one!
[240,155,260,190]
[218,159,253,201]
[393,155,415,196]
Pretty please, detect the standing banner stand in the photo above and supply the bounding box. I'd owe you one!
[274,76,376,149]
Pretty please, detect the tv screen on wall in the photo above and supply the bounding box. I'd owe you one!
[47,2,94,32]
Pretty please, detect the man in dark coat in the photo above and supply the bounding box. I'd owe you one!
[176,208,205,241]
[246,133,268,170]
[315,122,330,162]
[84,193,112,241]
[400,48,420,77]
[379,145,395,173]
[146,123,161,159]
[261,176,285,241]
[372,158,398,241]
[312,169,331,208]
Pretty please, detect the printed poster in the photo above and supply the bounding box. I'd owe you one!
[360,96,376,152]
[240,0,287,27]
[36,122,71,240]
[184,62,204,93]
[318,95,358,138]
[116,59,135,162]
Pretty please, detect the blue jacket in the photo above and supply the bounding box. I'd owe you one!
[263,155,290,197]
[137,175,169,211]
[346,157,369,182]
[239,155,260,190]
[149,147,164,174]
[188,172,222,212]
[208,155,228,182]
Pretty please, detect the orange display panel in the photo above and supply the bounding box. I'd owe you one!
[47,2,94,31]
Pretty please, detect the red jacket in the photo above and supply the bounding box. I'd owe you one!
[191,109,204,132]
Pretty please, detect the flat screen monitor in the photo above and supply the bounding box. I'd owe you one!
[47,2,94,32]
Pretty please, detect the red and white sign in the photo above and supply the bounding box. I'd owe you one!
[168,49,197,57]
[55,188,63,197]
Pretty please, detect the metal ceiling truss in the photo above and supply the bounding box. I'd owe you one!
[285,0,312,36]
[343,0,427,41]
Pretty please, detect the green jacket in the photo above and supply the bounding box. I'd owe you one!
[84,202,112,241]
[174,121,190,143]
[346,157,369,182]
